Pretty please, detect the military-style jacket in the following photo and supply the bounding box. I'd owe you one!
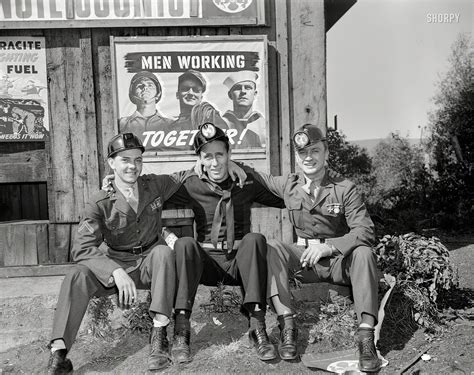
[167,166,285,243]
[72,173,187,286]
[255,170,375,257]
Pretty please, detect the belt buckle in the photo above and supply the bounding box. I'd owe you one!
[132,245,143,255]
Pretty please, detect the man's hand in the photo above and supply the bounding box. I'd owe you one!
[102,174,115,192]
[194,159,204,178]
[112,268,137,307]
[300,243,333,268]
[228,161,247,188]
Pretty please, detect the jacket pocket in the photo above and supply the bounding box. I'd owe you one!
[287,199,305,230]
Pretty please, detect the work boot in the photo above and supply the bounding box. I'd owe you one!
[171,328,192,363]
[355,327,382,373]
[148,327,171,371]
[47,349,73,375]
[278,327,298,360]
[249,327,277,361]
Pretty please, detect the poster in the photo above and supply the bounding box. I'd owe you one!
[112,36,268,156]
[0,36,49,141]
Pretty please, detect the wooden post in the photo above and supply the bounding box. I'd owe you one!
[288,0,327,133]
[46,29,100,223]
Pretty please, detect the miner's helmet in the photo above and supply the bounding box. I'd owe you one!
[292,124,326,150]
[107,133,145,158]
[193,122,229,154]
[129,71,162,104]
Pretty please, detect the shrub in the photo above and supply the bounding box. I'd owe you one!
[375,233,458,330]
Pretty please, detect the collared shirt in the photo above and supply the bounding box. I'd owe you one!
[71,172,190,286]
[222,110,263,148]
[253,168,375,257]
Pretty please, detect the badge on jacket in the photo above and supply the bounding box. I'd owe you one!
[150,197,162,211]
[326,203,343,215]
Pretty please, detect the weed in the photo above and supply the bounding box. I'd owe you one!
[87,296,115,340]
[200,282,242,314]
[123,292,153,333]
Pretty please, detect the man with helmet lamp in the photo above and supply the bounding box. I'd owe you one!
[119,71,173,136]
[253,124,382,372]
[47,133,194,374]
[166,122,285,364]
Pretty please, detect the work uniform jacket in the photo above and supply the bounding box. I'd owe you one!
[167,167,284,244]
[255,169,375,256]
[72,173,188,286]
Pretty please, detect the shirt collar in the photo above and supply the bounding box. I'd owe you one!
[114,176,138,197]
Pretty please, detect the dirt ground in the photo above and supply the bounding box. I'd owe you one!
[1,237,472,374]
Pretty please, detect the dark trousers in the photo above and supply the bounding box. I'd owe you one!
[51,245,176,351]
[267,239,379,323]
[174,233,268,311]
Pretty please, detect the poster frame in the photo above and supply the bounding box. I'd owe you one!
[110,34,270,172]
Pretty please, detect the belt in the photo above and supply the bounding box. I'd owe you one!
[109,237,158,255]
[200,239,241,251]
[297,237,326,247]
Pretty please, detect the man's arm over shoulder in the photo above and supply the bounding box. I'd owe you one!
[142,169,193,201]
[72,192,122,286]
[327,180,375,257]
[239,163,287,199]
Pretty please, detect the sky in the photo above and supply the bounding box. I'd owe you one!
[327,0,472,141]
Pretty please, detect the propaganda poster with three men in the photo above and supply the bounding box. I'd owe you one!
[112,36,268,157]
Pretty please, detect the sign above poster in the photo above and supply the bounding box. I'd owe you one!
[0,0,265,29]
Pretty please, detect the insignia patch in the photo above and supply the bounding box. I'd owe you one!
[326,203,343,215]
[78,221,94,234]
[150,197,162,211]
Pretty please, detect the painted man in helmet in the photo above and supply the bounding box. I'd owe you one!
[166,70,228,150]
[253,124,382,372]
[119,71,173,140]
[47,133,193,374]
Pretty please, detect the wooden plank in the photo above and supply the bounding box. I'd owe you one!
[48,224,73,263]
[92,28,115,180]
[288,0,326,130]
[0,150,47,183]
[0,264,77,278]
[251,207,284,241]
[0,222,43,266]
[45,29,100,223]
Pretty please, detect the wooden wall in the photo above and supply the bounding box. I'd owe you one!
[0,0,330,267]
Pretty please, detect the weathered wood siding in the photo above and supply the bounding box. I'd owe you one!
[0,0,330,264]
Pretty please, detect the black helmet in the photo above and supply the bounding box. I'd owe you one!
[293,124,326,150]
[107,133,145,158]
[193,122,229,154]
[129,71,162,105]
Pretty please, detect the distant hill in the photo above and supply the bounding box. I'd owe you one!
[349,138,421,156]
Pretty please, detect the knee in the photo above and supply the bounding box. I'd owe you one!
[174,236,198,252]
[352,246,375,263]
[64,264,93,285]
[241,233,266,250]
[149,245,175,264]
